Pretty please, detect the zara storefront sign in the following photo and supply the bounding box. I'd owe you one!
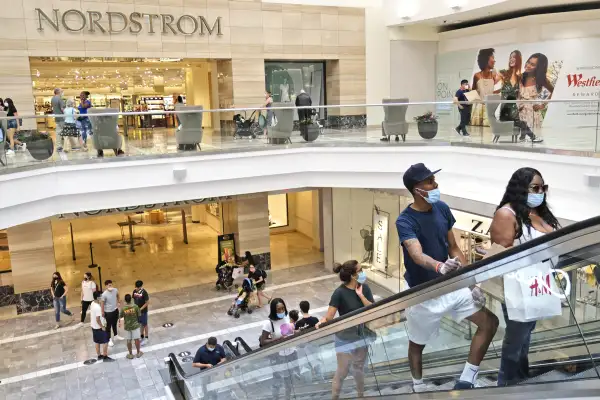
[372,207,390,272]
[35,8,223,36]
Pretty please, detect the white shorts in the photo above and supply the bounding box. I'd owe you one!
[125,329,141,341]
[406,287,481,345]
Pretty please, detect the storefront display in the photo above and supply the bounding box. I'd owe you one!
[265,61,326,120]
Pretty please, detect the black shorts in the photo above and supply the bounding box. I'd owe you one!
[92,328,108,344]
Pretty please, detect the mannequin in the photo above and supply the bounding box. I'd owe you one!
[280,78,290,102]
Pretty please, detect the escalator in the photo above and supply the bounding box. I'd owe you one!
[165,216,600,399]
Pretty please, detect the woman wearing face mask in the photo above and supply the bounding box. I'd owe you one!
[317,260,374,400]
[246,251,270,307]
[490,167,559,386]
[79,272,97,326]
[50,272,73,329]
[260,298,297,400]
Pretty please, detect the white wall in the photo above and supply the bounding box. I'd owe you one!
[1,146,599,230]
[384,0,509,26]
[438,9,600,53]
[390,39,438,120]
[263,0,380,7]
[366,6,390,126]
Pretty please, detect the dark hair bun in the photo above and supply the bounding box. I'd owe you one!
[333,263,342,274]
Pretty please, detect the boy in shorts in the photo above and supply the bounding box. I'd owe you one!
[119,294,143,359]
[91,291,114,362]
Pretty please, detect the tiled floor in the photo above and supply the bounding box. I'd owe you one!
[1,263,394,400]
[2,123,599,172]
[50,214,323,310]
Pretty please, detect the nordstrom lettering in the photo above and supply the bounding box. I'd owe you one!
[35,8,222,36]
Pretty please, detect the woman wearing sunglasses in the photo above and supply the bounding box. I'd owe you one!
[490,167,560,386]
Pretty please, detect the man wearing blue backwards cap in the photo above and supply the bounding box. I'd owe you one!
[396,163,499,392]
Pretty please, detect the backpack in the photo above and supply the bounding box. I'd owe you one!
[261,269,267,280]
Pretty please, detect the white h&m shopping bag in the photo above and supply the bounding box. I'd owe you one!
[504,260,564,322]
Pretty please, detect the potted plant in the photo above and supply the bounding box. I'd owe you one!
[16,131,54,161]
[414,111,438,139]
[299,118,319,142]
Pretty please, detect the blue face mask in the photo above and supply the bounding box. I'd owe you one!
[277,312,286,319]
[356,271,367,284]
[206,346,215,352]
[418,188,441,204]
[527,193,545,208]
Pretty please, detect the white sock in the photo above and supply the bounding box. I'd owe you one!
[460,362,479,383]
[412,377,424,386]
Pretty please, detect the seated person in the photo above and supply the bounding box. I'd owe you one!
[192,337,226,370]
[499,95,543,143]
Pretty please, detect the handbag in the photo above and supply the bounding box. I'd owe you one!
[503,259,563,322]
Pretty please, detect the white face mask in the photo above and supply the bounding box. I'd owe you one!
[3,102,8,107]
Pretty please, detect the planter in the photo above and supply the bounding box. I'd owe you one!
[300,123,319,142]
[25,139,54,161]
[417,121,438,139]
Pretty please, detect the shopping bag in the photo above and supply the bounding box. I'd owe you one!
[503,260,563,322]
[247,292,259,308]
[232,267,244,281]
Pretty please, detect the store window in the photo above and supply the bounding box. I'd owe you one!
[0,230,10,273]
[264,61,326,120]
[268,194,289,228]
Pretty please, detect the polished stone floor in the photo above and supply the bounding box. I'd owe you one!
[0,263,394,400]
[49,214,323,310]
[2,121,598,171]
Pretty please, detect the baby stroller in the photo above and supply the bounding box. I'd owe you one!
[233,111,262,139]
[227,278,256,318]
[216,261,235,292]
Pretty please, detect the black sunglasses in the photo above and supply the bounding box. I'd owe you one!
[528,184,549,194]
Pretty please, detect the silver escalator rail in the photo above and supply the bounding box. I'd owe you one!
[168,216,600,392]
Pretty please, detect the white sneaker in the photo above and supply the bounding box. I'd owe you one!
[19,143,26,151]
[6,149,14,156]
[412,383,436,393]
[108,339,114,347]
[140,338,148,346]
[114,335,124,341]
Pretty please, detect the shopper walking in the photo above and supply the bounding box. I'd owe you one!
[119,294,143,359]
[317,260,374,400]
[396,163,498,392]
[260,298,297,400]
[454,79,472,137]
[51,88,66,152]
[91,291,114,362]
[490,167,558,386]
[4,98,22,156]
[246,251,270,307]
[63,99,84,151]
[295,300,319,330]
[79,272,97,326]
[101,280,122,347]
[50,272,73,329]
[263,91,273,136]
[295,89,312,122]
[78,91,92,146]
[133,280,150,345]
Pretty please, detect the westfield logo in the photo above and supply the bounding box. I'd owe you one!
[567,74,600,87]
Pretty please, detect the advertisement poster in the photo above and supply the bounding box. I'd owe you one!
[217,234,236,264]
[372,208,390,273]
[440,38,600,129]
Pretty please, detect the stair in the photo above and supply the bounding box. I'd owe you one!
[521,369,571,384]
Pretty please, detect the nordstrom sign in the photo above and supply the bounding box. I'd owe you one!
[35,8,223,36]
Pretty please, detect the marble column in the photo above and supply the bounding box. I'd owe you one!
[7,220,56,314]
[222,195,271,270]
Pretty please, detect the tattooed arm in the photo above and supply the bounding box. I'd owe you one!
[403,238,441,271]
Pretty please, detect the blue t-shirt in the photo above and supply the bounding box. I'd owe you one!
[193,344,226,369]
[396,201,456,288]
[455,89,472,109]
[78,99,91,119]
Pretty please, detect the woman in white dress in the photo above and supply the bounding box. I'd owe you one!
[471,48,500,127]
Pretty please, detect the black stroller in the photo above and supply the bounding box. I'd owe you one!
[233,111,262,139]
[216,261,235,292]
[227,278,256,318]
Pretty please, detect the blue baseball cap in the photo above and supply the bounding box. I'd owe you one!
[403,163,441,193]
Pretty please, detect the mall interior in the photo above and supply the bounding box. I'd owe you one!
[1,0,600,399]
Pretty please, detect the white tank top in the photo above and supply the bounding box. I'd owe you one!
[499,206,549,246]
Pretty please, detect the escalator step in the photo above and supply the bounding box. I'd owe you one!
[521,369,571,384]
[573,366,600,380]
[476,377,497,387]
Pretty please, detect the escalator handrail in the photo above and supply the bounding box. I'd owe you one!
[222,340,240,357]
[168,215,600,380]
[234,337,252,354]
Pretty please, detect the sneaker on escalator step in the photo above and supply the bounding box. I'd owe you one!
[453,380,475,390]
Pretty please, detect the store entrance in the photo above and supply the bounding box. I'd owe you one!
[30,57,220,132]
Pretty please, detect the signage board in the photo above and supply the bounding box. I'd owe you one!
[372,207,389,272]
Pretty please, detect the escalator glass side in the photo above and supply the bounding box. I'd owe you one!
[170,220,600,399]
